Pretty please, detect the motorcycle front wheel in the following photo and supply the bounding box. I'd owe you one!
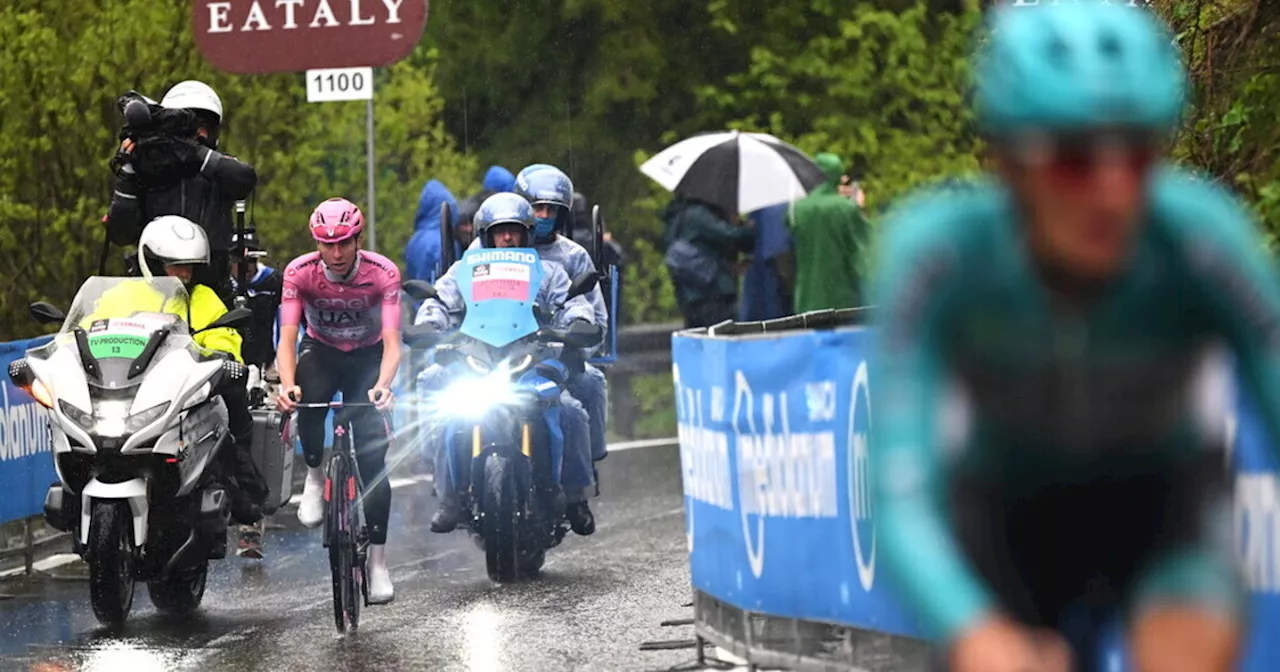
[88,501,137,627]
[482,454,522,583]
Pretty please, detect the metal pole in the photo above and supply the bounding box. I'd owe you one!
[366,89,376,253]
[23,519,33,575]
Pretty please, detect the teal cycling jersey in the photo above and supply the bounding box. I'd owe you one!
[868,164,1280,643]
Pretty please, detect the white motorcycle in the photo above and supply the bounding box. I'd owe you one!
[8,276,253,627]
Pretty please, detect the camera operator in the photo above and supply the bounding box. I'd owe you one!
[105,80,257,306]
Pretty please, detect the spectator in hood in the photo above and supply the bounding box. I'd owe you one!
[405,179,458,283]
[481,165,516,193]
[660,195,754,328]
[739,203,794,322]
[787,152,869,313]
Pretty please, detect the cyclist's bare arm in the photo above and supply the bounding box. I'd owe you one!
[277,323,300,391]
[375,330,401,391]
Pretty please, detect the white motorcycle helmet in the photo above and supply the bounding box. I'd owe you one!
[160,80,223,120]
[138,216,210,281]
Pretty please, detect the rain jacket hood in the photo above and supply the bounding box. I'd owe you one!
[405,180,458,282]
[482,165,516,193]
[814,153,845,190]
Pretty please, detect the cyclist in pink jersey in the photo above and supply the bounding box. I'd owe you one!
[275,197,402,604]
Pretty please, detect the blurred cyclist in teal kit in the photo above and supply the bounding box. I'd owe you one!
[870,3,1275,671]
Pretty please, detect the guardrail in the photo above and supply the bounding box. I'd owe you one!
[0,322,682,576]
[674,316,1280,672]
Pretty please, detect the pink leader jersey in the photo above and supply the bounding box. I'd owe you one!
[280,251,402,351]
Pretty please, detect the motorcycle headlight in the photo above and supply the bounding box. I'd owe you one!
[58,399,93,429]
[429,372,525,422]
[126,402,170,433]
[93,400,133,438]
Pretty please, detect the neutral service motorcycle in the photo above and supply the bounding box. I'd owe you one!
[403,248,601,583]
[9,276,252,626]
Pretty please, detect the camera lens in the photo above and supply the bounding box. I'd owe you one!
[123,99,152,129]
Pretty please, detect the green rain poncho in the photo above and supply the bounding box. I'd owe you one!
[787,153,870,313]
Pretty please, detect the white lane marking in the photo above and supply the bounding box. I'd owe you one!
[608,437,678,452]
[0,552,80,578]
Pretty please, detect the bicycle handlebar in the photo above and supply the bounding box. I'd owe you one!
[292,401,383,409]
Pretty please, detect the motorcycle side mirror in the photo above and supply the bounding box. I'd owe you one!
[196,307,253,334]
[565,272,599,301]
[29,302,67,325]
[532,304,548,324]
[402,279,438,301]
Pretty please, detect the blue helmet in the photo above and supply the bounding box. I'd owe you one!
[974,3,1186,138]
[474,192,535,248]
[515,165,574,241]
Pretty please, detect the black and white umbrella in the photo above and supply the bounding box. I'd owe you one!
[639,131,828,215]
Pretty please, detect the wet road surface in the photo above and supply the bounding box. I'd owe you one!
[0,442,711,672]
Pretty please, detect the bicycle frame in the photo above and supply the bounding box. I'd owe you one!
[293,400,384,634]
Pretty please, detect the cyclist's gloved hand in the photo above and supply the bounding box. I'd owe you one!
[277,385,301,414]
[368,386,394,410]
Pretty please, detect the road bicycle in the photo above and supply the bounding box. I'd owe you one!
[291,400,383,634]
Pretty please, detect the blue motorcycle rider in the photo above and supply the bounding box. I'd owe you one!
[464,165,612,465]
[416,193,601,535]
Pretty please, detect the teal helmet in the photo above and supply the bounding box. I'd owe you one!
[974,3,1186,138]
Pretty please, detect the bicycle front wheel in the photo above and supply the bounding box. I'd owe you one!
[326,452,362,633]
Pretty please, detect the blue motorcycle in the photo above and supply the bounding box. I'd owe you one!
[403,248,600,582]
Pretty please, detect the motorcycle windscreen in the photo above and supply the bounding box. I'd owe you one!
[62,276,191,335]
[455,248,544,348]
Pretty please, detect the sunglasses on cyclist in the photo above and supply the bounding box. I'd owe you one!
[1007,131,1161,183]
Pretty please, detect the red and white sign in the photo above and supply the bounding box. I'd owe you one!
[193,0,429,75]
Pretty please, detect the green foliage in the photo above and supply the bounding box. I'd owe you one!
[698,1,984,213]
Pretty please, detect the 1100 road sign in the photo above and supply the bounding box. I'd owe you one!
[193,0,429,74]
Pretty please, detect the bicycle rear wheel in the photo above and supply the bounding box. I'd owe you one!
[326,452,362,633]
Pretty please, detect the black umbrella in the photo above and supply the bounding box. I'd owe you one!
[640,131,828,214]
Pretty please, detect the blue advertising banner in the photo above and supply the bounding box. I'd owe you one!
[1229,378,1280,672]
[676,326,1280,670]
[0,336,57,523]
[675,326,925,639]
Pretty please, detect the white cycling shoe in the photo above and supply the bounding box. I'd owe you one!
[297,467,325,528]
[367,544,394,604]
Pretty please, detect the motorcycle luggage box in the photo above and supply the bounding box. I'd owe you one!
[249,409,292,514]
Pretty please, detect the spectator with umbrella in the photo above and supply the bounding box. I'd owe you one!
[739,202,794,322]
[640,131,827,328]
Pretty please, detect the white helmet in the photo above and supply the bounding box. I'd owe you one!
[160,80,223,120]
[138,216,210,280]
